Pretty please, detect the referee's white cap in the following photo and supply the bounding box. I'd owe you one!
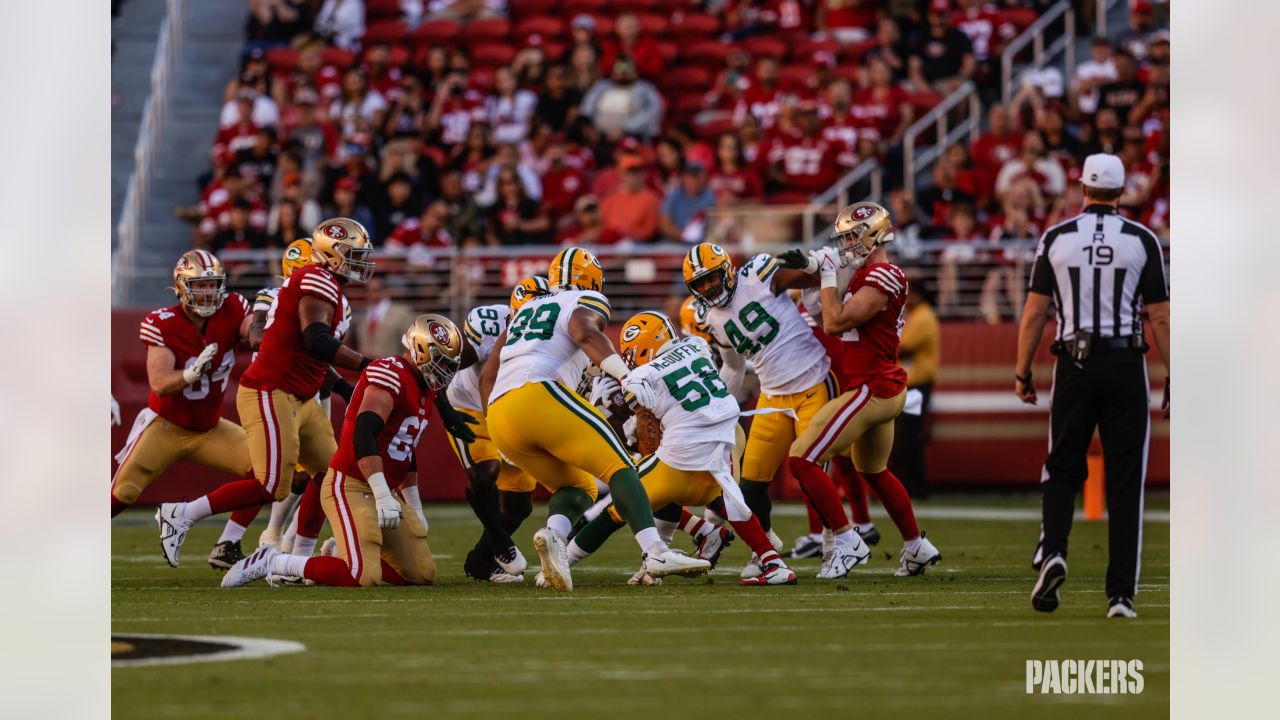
[1081,153,1125,189]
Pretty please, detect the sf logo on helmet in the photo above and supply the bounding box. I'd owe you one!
[429,322,451,345]
[324,224,348,240]
[853,206,875,220]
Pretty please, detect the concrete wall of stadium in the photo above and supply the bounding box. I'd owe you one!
[111,309,1169,504]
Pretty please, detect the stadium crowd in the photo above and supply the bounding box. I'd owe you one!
[182,0,1170,321]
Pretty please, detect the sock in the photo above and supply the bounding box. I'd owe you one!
[292,535,317,558]
[547,487,592,534]
[583,495,612,522]
[635,526,664,556]
[767,528,784,552]
[379,559,408,586]
[300,555,359,587]
[281,512,299,552]
[566,540,590,565]
[655,518,678,545]
[739,479,773,532]
[679,508,713,539]
[834,457,871,525]
[110,494,129,517]
[182,496,213,523]
[203,478,272,516]
[229,504,261,530]
[855,522,876,533]
[805,501,823,535]
[787,457,849,533]
[295,477,326,539]
[904,536,923,553]
[729,514,781,566]
[703,507,724,526]
[270,553,310,578]
[835,529,859,548]
[547,513,572,539]
[267,492,301,537]
[862,469,920,541]
[606,468,656,534]
[217,520,248,544]
[569,510,624,554]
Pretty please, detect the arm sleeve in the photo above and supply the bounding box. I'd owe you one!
[302,322,343,362]
[354,411,385,460]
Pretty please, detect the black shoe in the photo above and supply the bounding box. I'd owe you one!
[207,540,245,571]
[1107,596,1137,618]
[857,525,881,547]
[464,544,499,580]
[1031,555,1067,612]
[786,535,824,559]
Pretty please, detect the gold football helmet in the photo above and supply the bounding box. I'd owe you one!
[402,314,464,390]
[281,238,313,279]
[312,217,375,283]
[510,275,552,314]
[831,201,894,268]
[619,311,678,368]
[678,295,711,341]
[682,242,736,307]
[172,250,227,317]
[548,246,603,292]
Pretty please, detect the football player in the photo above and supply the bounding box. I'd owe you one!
[111,251,253,517]
[777,202,941,578]
[684,242,843,579]
[565,312,798,586]
[450,277,552,584]
[478,247,711,592]
[155,218,383,567]
[222,315,467,587]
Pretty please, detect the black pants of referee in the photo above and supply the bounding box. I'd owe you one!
[1037,346,1150,600]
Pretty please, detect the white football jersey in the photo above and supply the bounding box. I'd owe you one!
[448,304,510,412]
[697,254,830,396]
[489,290,609,404]
[629,336,740,471]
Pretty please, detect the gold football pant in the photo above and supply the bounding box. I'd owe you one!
[742,371,839,483]
[790,386,907,472]
[488,381,636,500]
[111,417,251,505]
[446,407,534,493]
[321,469,436,587]
[236,386,337,501]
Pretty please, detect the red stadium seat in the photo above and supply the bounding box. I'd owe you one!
[460,18,511,43]
[470,68,495,91]
[671,93,708,115]
[612,0,652,14]
[655,40,678,64]
[1002,8,1039,32]
[509,0,560,20]
[364,19,409,45]
[839,39,878,63]
[321,47,356,69]
[661,66,713,94]
[777,64,813,91]
[739,36,788,61]
[669,12,721,40]
[657,0,699,14]
[591,16,615,37]
[515,16,565,40]
[794,39,841,61]
[692,113,737,140]
[266,48,298,74]
[562,0,607,16]
[524,35,567,61]
[413,19,461,46]
[681,40,731,69]
[910,89,944,114]
[635,14,669,36]
[832,65,863,85]
[365,0,403,22]
[387,45,409,67]
[471,43,516,68]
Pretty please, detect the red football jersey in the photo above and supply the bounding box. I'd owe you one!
[766,132,840,194]
[840,263,909,398]
[241,264,347,399]
[139,294,250,432]
[329,356,435,489]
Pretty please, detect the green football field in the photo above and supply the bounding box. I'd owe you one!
[112,495,1169,719]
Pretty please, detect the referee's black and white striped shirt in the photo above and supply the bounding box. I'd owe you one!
[1028,204,1169,342]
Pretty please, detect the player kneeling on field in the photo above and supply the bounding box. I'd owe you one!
[562,312,797,586]
[223,315,475,588]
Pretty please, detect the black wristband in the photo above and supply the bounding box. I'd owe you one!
[1015,372,1033,384]
[358,356,373,371]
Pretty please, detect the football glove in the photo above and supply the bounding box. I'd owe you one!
[110,396,121,427]
[435,396,478,443]
[809,247,841,288]
[183,343,219,385]
[589,375,622,408]
[621,373,657,409]
[367,472,402,530]
[776,248,816,272]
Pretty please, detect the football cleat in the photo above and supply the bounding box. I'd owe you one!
[533,527,573,592]
[1107,596,1137,619]
[739,561,798,586]
[895,533,941,576]
[787,534,824,559]
[695,526,735,569]
[534,571,549,588]
[645,548,711,578]
[495,545,528,576]
[1031,555,1068,613]
[207,540,245,571]
[221,545,280,588]
[258,526,282,550]
[488,569,525,584]
[856,523,882,547]
[739,554,765,580]
[816,535,871,579]
[320,537,337,557]
[156,502,194,568]
[627,564,663,586]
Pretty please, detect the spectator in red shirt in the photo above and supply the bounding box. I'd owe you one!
[951,0,1016,62]
[599,13,664,81]
[709,132,763,201]
[994,130,1066,203]
[601,155,662,242]
[765,101,840,197]
[970,103,1023,198]
[539,139,590,225]
[556,194,623,246]
[736,56,785,129]
[362,40,404,104]
[816,0,878,44]
[727,0,810,40]
[212,90,261,161]
[325,175,376,231]
[388,201,455,254]
[851,58,913,147]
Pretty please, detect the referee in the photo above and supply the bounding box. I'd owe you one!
[1014,153,1170,618]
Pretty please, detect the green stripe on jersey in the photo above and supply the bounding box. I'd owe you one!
[542,382,634,467]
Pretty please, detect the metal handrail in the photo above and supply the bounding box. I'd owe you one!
[901,81,982,196]
[1001,1,1076,107]
[1096,0,1125,37]
[801,160,883,245]
[114,0,184,304]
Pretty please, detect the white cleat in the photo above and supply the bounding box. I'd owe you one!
[740,561,798,586]
[627,564,663,586]
[258,526,282,550]
[495,545,528,576]
[739,553,765,580]
[895,533,942,576]
[534,571,549,588]
[156,502,193,568]
[320,537,337,557]
[488,569,525,584]
[817,535,871,579]
[1106,596,1137,618]
[221,545,280,588]
[532,527,573,592]
[645,548,711,578]
[695,526,734,568]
